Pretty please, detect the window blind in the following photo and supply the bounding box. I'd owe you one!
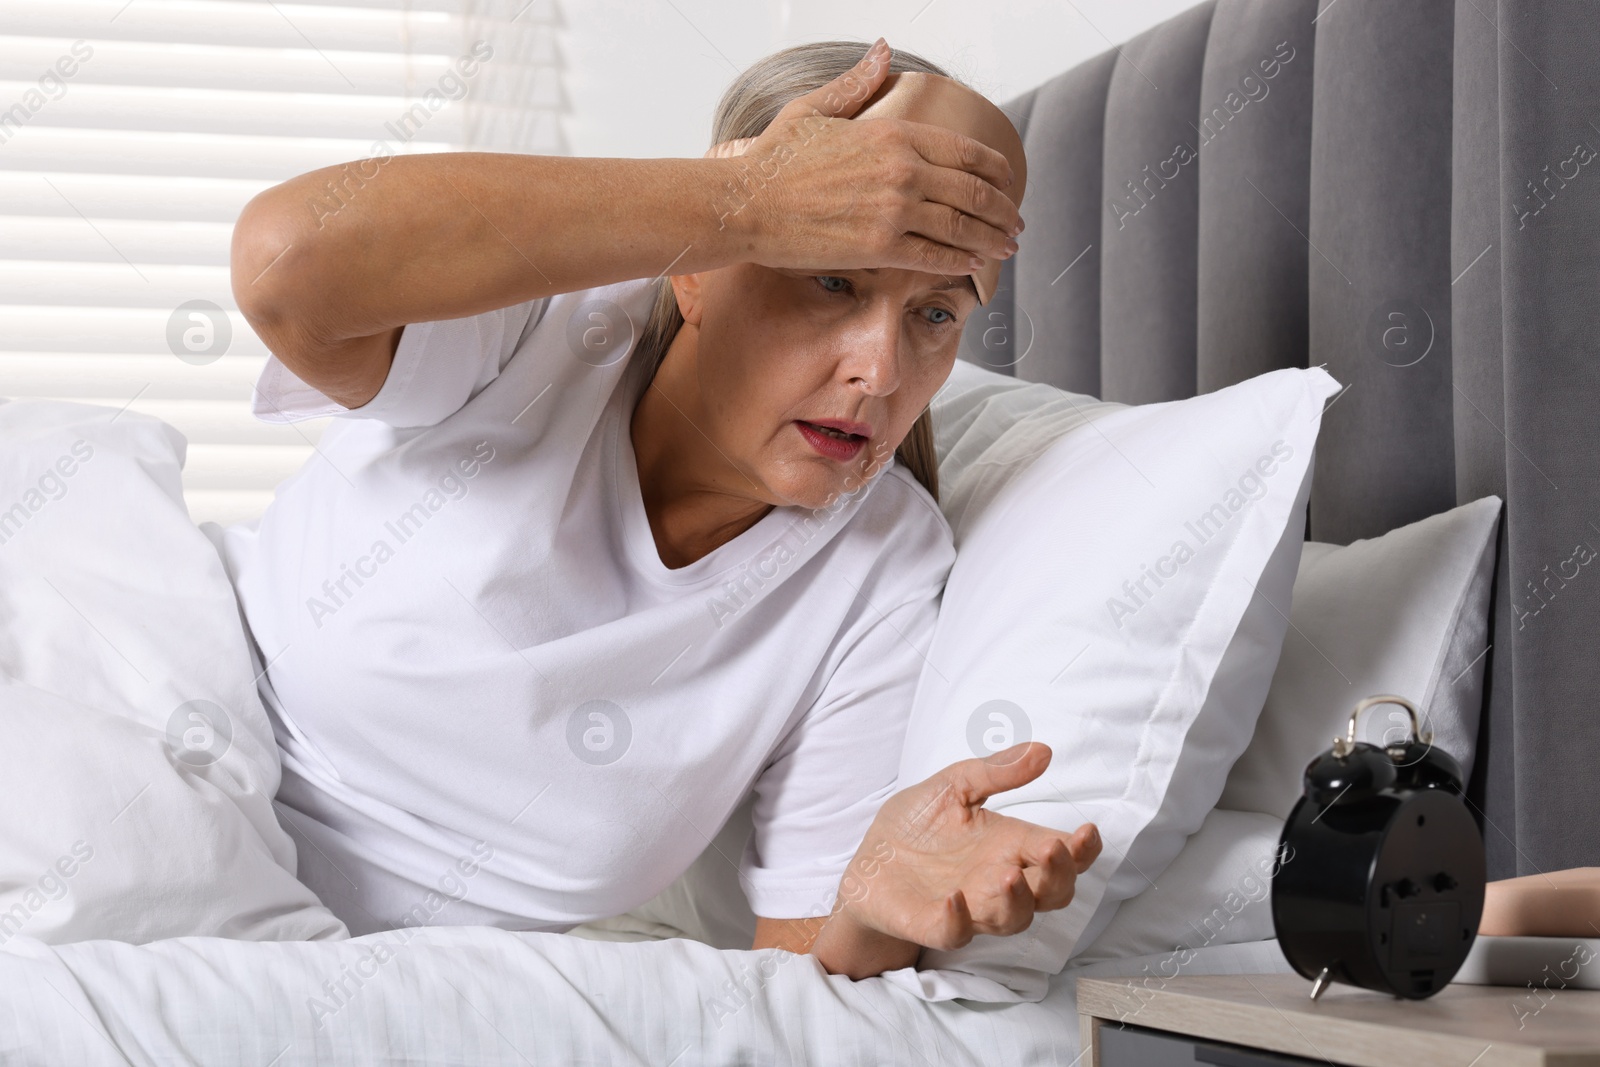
[0,0,562,525]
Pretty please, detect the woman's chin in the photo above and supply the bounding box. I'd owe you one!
[763,466,879,513]
[768,482,838,512]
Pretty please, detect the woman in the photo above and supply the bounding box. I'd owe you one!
[223,37,1100,981]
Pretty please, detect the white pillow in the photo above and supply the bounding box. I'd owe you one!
[929,367,1125,546]
[889,362,1339,1002]
[1220,495,1502,817]
[0,400,347,946]
[1073,807,1286,963]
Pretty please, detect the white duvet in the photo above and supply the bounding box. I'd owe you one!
[0,928,1294,1064]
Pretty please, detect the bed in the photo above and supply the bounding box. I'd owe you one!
[3,1,1596,1063]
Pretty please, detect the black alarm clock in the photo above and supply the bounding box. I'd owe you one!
[1271,695,1486,1000]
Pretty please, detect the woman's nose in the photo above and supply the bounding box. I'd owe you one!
[842,318,903,395]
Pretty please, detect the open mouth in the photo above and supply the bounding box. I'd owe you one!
[809,423,860,440]
[795,421,868,460]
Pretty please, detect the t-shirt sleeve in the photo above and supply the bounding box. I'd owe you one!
[249,298,549,429]
[738,483,955,920]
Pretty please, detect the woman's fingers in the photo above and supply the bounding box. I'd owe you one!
[970,866,1038,937]
[884,231,990,279]
[778,37,891,123]
[1069,822,1103,873]
[1015,821,1101,908]
[1020,831,1081,911]
[932,741,1052,808]
[901,198,1016,266]
[908,158,1023,249]
[966,818,1101,917]
[928,869,1038,947]
[901,120,1018,208]
[928,889,975,951]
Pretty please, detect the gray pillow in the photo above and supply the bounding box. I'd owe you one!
[1220,495,1502,817]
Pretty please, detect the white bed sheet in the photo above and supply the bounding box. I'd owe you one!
[0,929,1293,1065]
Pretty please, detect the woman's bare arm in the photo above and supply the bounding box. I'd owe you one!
[230,153,755,409]
[229,40,1020,411]
[755,912,919,980]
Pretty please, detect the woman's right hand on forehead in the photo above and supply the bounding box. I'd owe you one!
[711,38,1023,279]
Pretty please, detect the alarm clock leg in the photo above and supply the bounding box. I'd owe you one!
[1310,966,1333,1001]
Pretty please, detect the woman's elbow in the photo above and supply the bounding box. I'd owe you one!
[229,187,372,393]
[231,188,314,335]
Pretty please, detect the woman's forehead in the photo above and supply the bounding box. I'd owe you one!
[851,266,980,300]
[766,265,978,302]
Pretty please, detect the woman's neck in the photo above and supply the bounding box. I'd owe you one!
[629,324,774,569]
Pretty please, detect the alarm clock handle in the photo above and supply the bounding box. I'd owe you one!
[1345,694,1432,750]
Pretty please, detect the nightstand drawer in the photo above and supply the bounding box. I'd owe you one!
[1100,1024,1353,1067]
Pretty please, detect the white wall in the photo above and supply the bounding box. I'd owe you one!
[559,0,1201,159]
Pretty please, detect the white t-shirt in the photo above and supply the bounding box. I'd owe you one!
[220,275,956,937]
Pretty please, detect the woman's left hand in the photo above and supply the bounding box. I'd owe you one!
[830,741,1100,955]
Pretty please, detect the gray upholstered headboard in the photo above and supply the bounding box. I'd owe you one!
[958,0,1600,878]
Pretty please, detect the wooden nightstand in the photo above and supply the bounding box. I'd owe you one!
[1078,975,1600,1067]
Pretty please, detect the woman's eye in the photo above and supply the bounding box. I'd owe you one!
[811,275,956,329]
